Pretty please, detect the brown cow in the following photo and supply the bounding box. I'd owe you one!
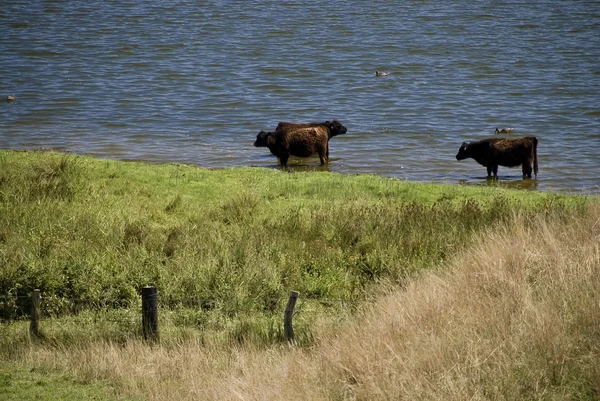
[275,120,347,160]
[275,120,347,139]
[254,121,347,167]
[455,136,538,179]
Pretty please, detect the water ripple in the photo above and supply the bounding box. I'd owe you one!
[1,0,599,193]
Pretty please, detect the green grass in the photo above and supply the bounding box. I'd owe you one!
[0,150,592,347]
[0,362,134,401]
[0,150,597,400]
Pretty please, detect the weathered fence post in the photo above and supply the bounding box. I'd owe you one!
[142,286,159,341]
[284,291,299,343]
[30,289,41,338]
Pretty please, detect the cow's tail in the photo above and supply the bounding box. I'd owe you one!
[533,136,539,178]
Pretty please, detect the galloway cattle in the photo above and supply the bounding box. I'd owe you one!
[254,130,279,158]
[253,127,328,167]
[275,120,347,139]
[455,136,538,179]
[254,121,347,167]
[275,120,347,160]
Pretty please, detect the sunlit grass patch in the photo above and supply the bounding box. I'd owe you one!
[0,150,591,331]
[0,150,598,400]
[0,360,131,401]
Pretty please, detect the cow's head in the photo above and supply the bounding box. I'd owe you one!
[327,120,348,138]
[254,131,275,147]
[455,142,470,160]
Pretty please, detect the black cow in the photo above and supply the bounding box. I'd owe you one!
[254,121,347,167]
[456,136,538,178]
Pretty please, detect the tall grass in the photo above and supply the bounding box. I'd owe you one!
[1,150,598,399]
[8,203,599,401]
[0,150,591,346]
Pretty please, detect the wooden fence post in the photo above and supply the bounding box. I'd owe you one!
[142,286,159,341]
[30,289,41,338]
[284,291,299,343]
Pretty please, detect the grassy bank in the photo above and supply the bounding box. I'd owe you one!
[18,204,594,401]
[0,150,597,399]
[0,151,590,341]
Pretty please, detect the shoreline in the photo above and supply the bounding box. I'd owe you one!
[4,147,597,196]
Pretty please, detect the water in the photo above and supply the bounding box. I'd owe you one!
[2,0,599,193]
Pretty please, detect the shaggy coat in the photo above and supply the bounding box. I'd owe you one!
[455,136,538,179]
[254,130,279,158]
[254,121,347,167]
[275,120,347,160]
[275,120,347,140]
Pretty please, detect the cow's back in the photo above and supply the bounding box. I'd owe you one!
[280,127,328,157]
[276,122,321,132]
[490,137,535,167]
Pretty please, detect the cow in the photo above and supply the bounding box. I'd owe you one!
[455,136,538,179]
[254,121,347,167]
[274,120,347,160]
[254,130,278,157]
[275,120,347,139]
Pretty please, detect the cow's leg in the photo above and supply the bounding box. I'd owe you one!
[492,165,498,178]
[318,152,327,165]
[522,162,532,179]
[318,144,328,165]
[280,155,289,168]
[487,165,493,177]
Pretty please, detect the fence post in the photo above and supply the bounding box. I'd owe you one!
[142,286,159,341]
[30,289,41,338]
[284,291,299,343]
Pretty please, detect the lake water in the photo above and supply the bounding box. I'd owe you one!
[2,1,599,194]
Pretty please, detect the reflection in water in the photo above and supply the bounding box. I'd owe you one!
[459,176,540,191]
[255,155,332,173]
[495,178,539,191]
[285,164,331,174]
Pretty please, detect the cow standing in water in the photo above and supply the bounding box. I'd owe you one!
[254,120,347,167]
[455,136,538,179]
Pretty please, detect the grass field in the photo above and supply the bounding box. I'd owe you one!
[0,150,597,400]
[0,361,135,401]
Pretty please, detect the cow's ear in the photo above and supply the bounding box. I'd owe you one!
[267,134,276,146]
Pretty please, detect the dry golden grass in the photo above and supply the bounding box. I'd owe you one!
[20,204,600,400]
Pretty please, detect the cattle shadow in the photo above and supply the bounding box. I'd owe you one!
[462,175,539,190]
[251,154,335,172]
[495,178,539,191]
[285,163,331,173]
